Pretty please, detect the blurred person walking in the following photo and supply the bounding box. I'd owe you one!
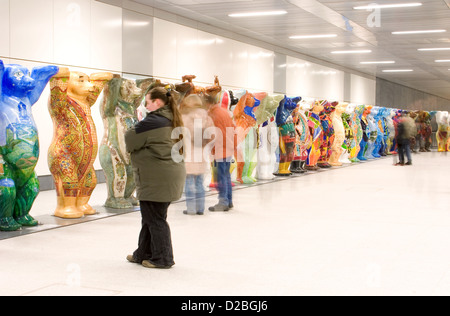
[180,95,215,215]
[205,95,237,212]
[395,112,415,166]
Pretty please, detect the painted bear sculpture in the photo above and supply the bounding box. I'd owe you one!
[233,91,261,184]
[275,95,301,176]
[305,100,325,171]
[48,68,113,219]
[255,94,283,180]
[436,111,449,152]
[290,99,312,173]
[0,60,58,231]
[99,77,155,209]
[318,101,337,168]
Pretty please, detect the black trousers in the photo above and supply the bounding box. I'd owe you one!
[133,201,174,267]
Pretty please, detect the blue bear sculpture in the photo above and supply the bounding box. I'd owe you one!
[0,60,58,231]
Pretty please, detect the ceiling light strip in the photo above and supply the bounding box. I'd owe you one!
[392,30,446,35]
[228,10,288,18]
[290,34,337,39]
[382,69,414,72]
[360,61,396,64]
[331,50,372,54]
[354,3,422,10]
[418,48,450,51]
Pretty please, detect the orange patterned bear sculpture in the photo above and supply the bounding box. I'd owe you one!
[233,91,261,183]
[48,68,113,219]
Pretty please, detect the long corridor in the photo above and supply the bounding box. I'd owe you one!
[1,152,449,296]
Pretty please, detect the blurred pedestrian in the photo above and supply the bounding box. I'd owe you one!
[395,113,414,166]
[205,95,237,212]
[180,95,215,215]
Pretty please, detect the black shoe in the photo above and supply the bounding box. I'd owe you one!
[290,161,301,173]
[228,203,234,210]
[405,162,412,165]
[299,161,308,173]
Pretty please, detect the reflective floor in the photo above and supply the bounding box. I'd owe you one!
[1,152,450,296]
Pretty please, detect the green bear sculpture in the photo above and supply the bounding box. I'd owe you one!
[0,59,58,231]
[99,77,155,209]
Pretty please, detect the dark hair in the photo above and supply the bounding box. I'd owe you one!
[148,87,184,129]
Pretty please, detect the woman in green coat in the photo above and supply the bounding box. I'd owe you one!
[125,87,186,269]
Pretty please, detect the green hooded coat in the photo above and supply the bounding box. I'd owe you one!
[125,105,186,202]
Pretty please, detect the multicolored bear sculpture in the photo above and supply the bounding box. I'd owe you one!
[48,68,113,219]
[0,60,58,231]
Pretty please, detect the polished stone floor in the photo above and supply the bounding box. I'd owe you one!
[1,152,449,296]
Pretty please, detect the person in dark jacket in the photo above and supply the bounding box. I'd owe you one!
[125,87,186,269]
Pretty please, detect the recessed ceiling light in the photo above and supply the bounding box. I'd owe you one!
[290,34,337,39]
[382,69,414,72]
[392,30,446,35]
[228,10,288,18]
[435,60,450,62]
[354,3,422,10]
[418,48,450,51]
[360,61,396,64]
[331,50,372,54]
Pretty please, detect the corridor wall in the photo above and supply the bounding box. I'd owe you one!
[0,0,123,179]
[152,18,274,93]
[0,0,377,184]
[376,78,450,112]
[285,56,345,101]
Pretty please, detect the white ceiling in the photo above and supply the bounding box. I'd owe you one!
[132,0,450,100]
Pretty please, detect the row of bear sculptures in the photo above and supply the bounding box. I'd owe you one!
[0,59,447,231]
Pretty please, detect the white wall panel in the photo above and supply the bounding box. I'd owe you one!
[247,46,274,93]
[54,0,91,68]
[10,0,53,63]
[0,0,10,57]
[153,18,273,91]
[153,18,177,80]
[286,56,344,101]
[230,40,249,89]
[214,36,235,88]
[90,0,122,71]
[351,74,376,105]
[175,24,199,81]
[196,30,220,84]
[286,56,314,98]
[122,10,153,76]
[320,68,344,101]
